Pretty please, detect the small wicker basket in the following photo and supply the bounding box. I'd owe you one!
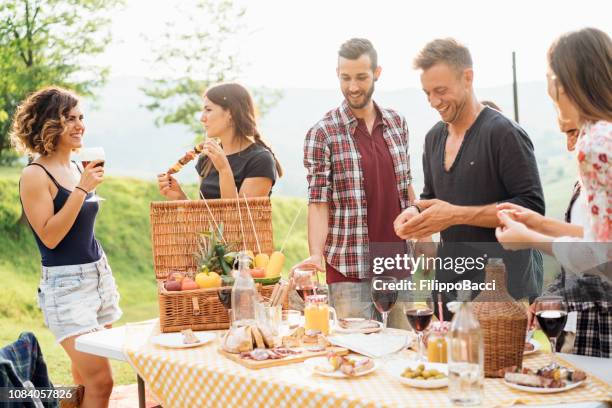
[472,259,527,377]
[150,198,286,332]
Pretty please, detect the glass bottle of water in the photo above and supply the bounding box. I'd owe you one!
[231,251,257,328]
[448,291,484,406]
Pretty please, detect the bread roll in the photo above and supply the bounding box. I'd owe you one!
[222,326,254,354]
[251,326,266,349]
[240,326,254,352]
[258,324,276,348]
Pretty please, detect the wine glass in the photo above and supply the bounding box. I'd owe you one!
[292,267,318,300]
[217,287,233,324]
[217,287,232,310]
[74,147,106,202]
[534,296,567,369]
[404,294,434,362]
[371,276,398,331]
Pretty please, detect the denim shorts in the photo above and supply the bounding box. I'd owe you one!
[37,254,123,343]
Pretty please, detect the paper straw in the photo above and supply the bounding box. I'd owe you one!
[269,283,280,306]
[280,205,304,253]
[242,193,261,254]
[235,189,246,251]
[199,189,227,245]
[437,293,444,323]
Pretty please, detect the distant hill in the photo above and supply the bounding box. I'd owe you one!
[79,77,576,217]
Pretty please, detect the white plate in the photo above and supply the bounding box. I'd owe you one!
[523,339,541,356]
[151,332,216,349]
[304,355,377,378]
[503,379,585,394]
[386,360,449,389]
[333,319,383,334]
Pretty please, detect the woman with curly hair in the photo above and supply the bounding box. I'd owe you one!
[11,86,121,407]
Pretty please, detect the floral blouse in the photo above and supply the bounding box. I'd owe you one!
[552,120,610,279]
[576,120,611,242]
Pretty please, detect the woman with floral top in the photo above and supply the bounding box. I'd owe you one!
[495,27,611,357]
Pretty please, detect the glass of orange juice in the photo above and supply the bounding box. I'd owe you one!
[304,294,337,335]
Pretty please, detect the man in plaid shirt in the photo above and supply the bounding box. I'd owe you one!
[296,38,422,321]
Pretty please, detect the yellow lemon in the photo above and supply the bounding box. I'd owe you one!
[254,253,270,269]
[195,271,222,289]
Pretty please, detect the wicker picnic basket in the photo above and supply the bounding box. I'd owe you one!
[150,198,287,332]
[472,258,528,377]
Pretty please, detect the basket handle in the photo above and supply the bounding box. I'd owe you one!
[192,297,201,316]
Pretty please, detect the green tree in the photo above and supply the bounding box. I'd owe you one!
[0,0,124,164]
[142,0,281,138]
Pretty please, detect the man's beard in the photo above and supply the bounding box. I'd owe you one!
[445,94,468,124]
[344,82,375,109]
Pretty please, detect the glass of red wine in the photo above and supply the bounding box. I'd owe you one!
[293,268,318,300]
[217,287,233,325]
[217,287,232,310]
[534,295,567,369]
[404,294,434,362]
[371,276,398,331]
[75,147,106,202]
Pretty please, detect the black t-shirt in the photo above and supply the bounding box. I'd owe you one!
[421,107,545,300]
[195,143,277,199]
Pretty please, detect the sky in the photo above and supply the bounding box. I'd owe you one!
[104,0,612,90]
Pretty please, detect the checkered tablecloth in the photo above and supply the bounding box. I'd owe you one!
[124,323,611,408]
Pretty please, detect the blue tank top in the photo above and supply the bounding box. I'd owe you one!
[22,163,102,267]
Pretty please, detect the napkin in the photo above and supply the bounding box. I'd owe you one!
[328,332,413,358]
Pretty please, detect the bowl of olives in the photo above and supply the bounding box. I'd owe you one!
[386,361,448,389]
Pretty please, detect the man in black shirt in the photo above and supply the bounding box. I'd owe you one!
[395,38,545,310]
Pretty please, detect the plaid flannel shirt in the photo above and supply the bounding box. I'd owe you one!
[546,271,611,358]
[544,182,612,358]
[304,100,412,279]
[0,332,57,407]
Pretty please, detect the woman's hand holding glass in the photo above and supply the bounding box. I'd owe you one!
[77,160,105,195]
[74,147,106,202]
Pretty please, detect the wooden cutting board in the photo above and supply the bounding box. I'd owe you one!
[219,346,348,369]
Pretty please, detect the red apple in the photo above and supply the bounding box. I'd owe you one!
[181,278,199,291]
[249,268,266,278]
[168,272,185,282]
[164,280,182,291]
